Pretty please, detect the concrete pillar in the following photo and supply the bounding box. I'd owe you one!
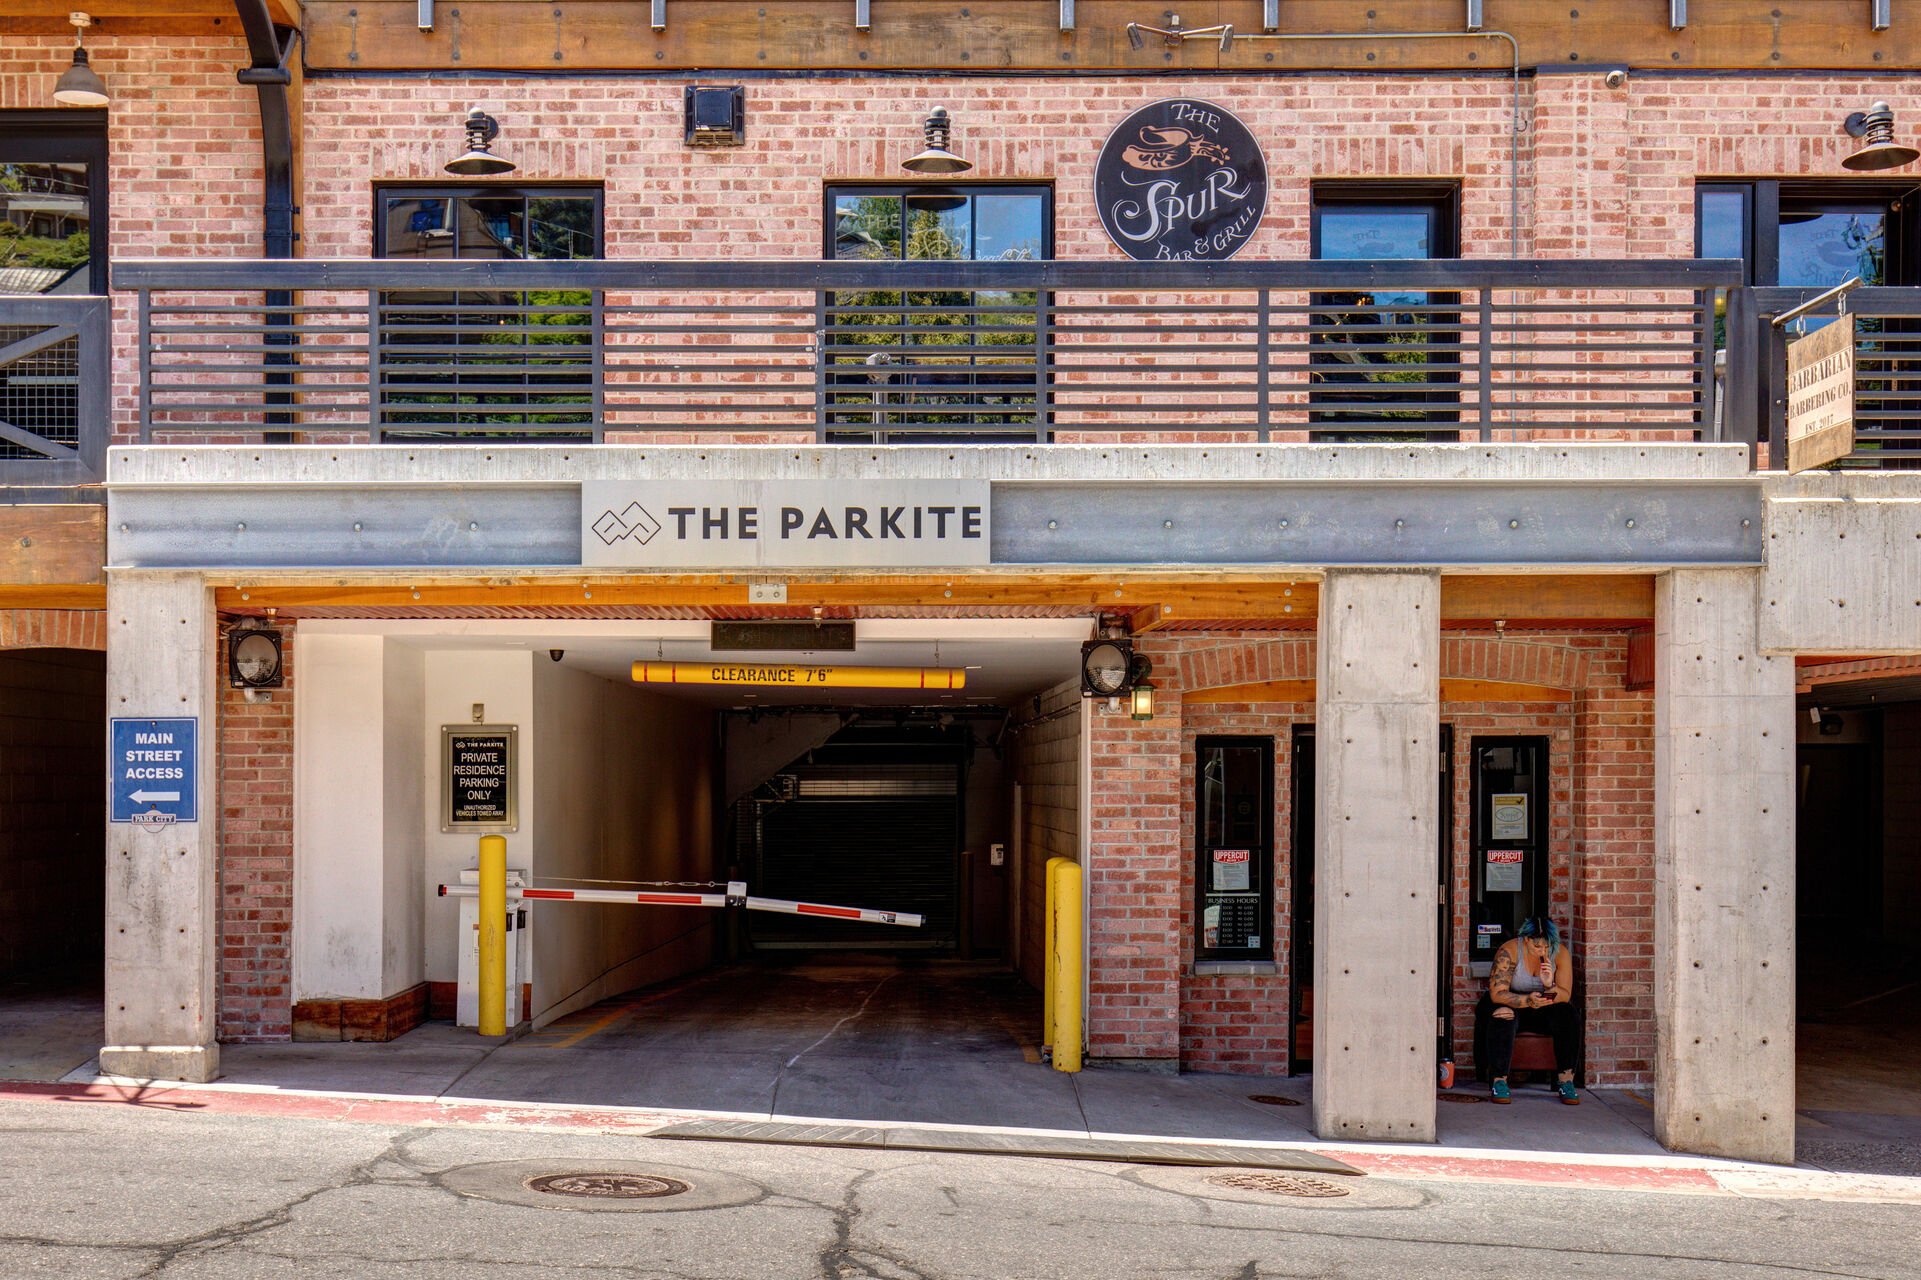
[1654,568,1796,1163]
[1313,569,1440,1142]
[100,571,220,1082]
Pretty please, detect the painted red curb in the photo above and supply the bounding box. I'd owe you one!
[1325,1149,1721,1191]
[0,1080,1725,1192]
[0,1079,692,1133]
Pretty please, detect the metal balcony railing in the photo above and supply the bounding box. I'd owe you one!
[0,295,108,493]
[112,258,1740,448]
[1726,286,1921,469]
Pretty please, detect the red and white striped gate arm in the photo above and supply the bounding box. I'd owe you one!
[743,896,924,928]
[435,880,922,927]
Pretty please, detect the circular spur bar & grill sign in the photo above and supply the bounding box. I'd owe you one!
[1095,98,1267,261]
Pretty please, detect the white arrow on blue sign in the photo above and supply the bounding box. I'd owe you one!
[111,717,198,825]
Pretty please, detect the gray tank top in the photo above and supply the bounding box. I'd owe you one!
[1510,946,1551,994]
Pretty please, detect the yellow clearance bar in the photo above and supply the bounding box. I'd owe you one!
[632,661,966,690]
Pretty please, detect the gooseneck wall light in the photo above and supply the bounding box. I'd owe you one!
[444,107,517,176]
[52,12,110,108]
[901,108,972,174]
[1842,102,1919,171]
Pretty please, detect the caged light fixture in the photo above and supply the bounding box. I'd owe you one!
[900,107,973,174]
[444,107,517,176]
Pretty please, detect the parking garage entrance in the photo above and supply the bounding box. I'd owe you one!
[284,614,1088,1108]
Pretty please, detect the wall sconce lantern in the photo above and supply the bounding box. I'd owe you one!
[444,107,517,176]
[685,85,746,148]
[901,108,973,174]
[53,12,110,108]
[1842,102,1919,171]
[228,624,284,690]
[1129,675,1157,721]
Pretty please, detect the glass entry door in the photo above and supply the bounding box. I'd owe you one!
[1468,736,1550,976]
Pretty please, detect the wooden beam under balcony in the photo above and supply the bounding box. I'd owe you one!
[0,505,107,590]
[299,0,1910,72]
[0,0,299,34]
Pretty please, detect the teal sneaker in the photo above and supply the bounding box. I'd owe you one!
[1557,1079,1581,1106]
[1490,1079,1511,1104]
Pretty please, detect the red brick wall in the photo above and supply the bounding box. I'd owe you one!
[1086,629,1655,1082]
[217,625,294,1043]
[0,610,106,651]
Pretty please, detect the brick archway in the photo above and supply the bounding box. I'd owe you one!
[0,610,106,652]
[1175,635,1594,696]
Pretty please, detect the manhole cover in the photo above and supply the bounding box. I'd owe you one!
[526,1172,690,1200]
[1247,1094,1304,1107]
[439,1160,761,1213]
[1438,1092,1488,1104]
[1204,1171,1352,1198]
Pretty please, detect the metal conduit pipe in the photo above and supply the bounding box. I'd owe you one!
[233,0,298,435]
[1121,23,1525,258]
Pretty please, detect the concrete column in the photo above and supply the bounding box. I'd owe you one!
[1313,569,1441,1142]
[101,571,220,1082]
[1654,568,1796,1163]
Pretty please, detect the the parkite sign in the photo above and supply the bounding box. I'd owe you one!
[583,480,991,568]
[111,717,197,825]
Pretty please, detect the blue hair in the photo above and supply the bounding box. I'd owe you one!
[1518,916,1561,960]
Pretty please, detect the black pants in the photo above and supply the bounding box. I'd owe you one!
[1482,998,1578,1080]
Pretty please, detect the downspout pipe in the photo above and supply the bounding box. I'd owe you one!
[233,0,298,435]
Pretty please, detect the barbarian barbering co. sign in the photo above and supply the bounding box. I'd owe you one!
[1094,98,1267,261]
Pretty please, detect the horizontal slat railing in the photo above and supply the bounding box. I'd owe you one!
[1743,286,1921,470]
[0,294,109,494]
[115,258,1741,448]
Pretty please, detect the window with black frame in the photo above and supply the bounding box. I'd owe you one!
[375,187,601,442]
[1309,185,1461,441]
[1194,736,1274,963]
[0,112,106,467]
[824,185,1050,443]
[1698,181,1921,465]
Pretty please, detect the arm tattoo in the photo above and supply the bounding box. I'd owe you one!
[1490,947,1516,1005]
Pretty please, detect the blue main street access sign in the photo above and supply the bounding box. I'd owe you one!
[110,717,198,825]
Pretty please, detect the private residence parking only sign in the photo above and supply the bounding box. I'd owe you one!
[111,717,198,825]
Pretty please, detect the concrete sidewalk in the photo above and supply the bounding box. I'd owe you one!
[18,957,1919,1185]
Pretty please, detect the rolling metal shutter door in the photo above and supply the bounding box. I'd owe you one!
[749,762,960,949]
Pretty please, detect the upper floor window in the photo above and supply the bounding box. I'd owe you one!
[823,185,1052,443]
[373,186,602,442]
[1,111,106,295]
[1309,183,1462,441]
[1696,181,1918,287]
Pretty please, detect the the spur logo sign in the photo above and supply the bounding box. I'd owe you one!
[1094,99,1267,261]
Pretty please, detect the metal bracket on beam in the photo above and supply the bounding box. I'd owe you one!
[417,0,433,31]
[1263,0,1278,32]
[856,0,871,30]
[1465,0,1483,31]
[1872,0,1890,30]
[651,0,666,31]
[1670,0,1686,29]
[1060,0,1074,31]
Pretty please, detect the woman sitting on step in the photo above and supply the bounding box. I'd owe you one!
[1484,916,1579,1105]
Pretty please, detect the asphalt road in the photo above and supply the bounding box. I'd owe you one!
[1,1097,1916,1280]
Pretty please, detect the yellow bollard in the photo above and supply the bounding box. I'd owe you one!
[477,834,508,1037]
[1050,859,1084,1073]
[1042,855,1069,1051]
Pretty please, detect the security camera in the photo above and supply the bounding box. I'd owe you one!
[1603,69,1627,90]
[549,649,565,663]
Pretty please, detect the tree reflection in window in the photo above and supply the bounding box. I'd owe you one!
[825,186,1050,443]
[376,188,600,442]
[1309,189,1461,442]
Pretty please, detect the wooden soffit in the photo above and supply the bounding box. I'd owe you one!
[299,0,1913,73]
[1,2,297,35]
